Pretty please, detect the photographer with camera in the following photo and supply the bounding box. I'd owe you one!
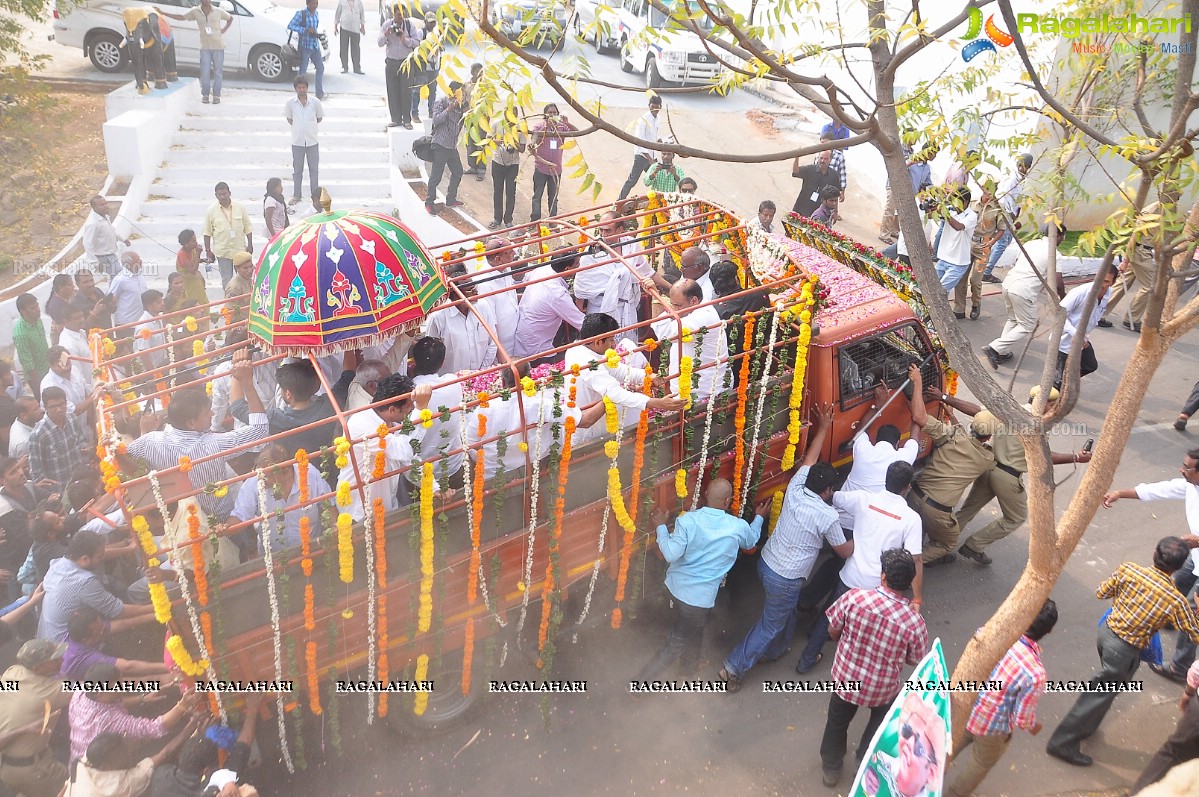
[528,103,576,221]
[424,81,466,215]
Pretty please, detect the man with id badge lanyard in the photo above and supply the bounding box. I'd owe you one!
[203,182,253,287]
[529,103,576,222]
[157,0,231,104]
[791,150,840,218]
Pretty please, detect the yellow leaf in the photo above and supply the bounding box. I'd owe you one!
[564,152,584,168]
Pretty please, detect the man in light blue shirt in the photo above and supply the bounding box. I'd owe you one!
[636,478,767,682]
[227,443,331,557]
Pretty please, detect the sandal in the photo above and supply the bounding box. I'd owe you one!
[717,667,741,694]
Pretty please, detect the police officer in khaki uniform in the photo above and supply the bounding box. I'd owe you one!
[905,363,996,565]
[0,640,71,797]
[942,386,1092,565]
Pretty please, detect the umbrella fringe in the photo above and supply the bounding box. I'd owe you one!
[251,320,426,358]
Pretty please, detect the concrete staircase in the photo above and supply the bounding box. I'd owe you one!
[122,88,393,294]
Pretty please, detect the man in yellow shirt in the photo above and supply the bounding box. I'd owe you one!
[203,182,254,287]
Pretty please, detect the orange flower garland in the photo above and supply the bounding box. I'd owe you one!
[538,415,576,667]
[306,640,322,715]
[186,505,207,607]
[374,424,388,480]
[462,617,475,694]
[731,313,755,514]
[200,611,213,652]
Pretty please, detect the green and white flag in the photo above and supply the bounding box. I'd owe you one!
[849,638,952,797]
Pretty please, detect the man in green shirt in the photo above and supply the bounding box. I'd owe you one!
[12,294,48,396]
[643,150,686,193]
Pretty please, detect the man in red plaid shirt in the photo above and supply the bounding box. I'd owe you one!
[947,598,1058,796]
[819,548,929,787]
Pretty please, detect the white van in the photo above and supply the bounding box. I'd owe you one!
[614,0,726,88]
[52,0,330,82]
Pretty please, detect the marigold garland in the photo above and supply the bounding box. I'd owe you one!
[132,515,157,556]
[166,634,209,676]
[730,313,755,514]
[148,579,172,624]
[183,315,198,333]
[678,355,694,410]
[468,450,484,605]
[413,653,430,715]
[306,640,322,715]
[767,491,785,537]
[299,518,313,577]
[741,306,783,511]
[418,462,435,634]
[462,617,475,694]
[603,396,618,434]
[611,369,653,629]
[373,423,388,480]
[337,512,354,583]
[419,409,434,428]
[200,610,213,651]
[178,456,192,473]
[675,468,688,499]
[187,505,207,607]
[304,583,316,631]
[333,437,350,470]
[781,298,814,472]
[537,415,576,668]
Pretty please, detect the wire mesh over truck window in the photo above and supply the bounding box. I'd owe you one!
[836,323,938,410]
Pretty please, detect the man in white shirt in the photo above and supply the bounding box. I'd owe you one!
[285,74,323,205]
[617,94,662,200]
[513,249,586,360]
[1103,447,1199,683]
[933,185,978,291]
[982,152,1031,281]
[8,397,41,459]
[132,289,168,373]
[409,337,466,487]
[475,238,521,357]
[39,346,90,412]
[81,195,127,276]
[566,313,685,443]
[1053,264,1117,390]
[576,212,655,339]
[109,252,148,329]
[58,303,94,388]
[345,359,390,411]
[424,264,498,374]
[798,460,924,673]
[338,375,431,520]
[751,200,777,234]
[837,418,920,531]
[982,225,1067,370]
[650,279,728,402]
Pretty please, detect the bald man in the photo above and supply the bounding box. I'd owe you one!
[636,479,769,683]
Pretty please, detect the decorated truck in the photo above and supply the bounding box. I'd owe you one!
[93,193,951,771]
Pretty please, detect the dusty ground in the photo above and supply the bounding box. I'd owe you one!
[0,85,110,290]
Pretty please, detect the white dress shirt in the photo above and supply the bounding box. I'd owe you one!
[412,373,465,477]
[284,96,323,147]
[133,311,168,370]
[695,270,714,303]
[1058,283,1110,354]
[564,345,649,443]
[838,435,920,529]
[833,489,923,589]
[937,207,978,267]
[650,304,727,401]
[1135,478,1199,564]
[58,327,94,388]
[632,111,661,160]
[338,407,424,521]
[82,210,118,257]
[8,419,33,459]
[424,304,499,374]
[997,171,1023,217]
[513,266,585,359]
[466,389,579,480]
[40,370,88,413]
[109,267,148,327]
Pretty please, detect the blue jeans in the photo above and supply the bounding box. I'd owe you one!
[298,46,324,96]
[723,558,805,678]
[199,48,224,98]
[984,229,1014,276]
[1172,557,1198,674]
[936,259,969,291]
[798,578,852,671]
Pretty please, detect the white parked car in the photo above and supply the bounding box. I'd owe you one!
[52,0,330,82]
[572,0,618,54]
[614,0,726,88]
[488,0,568,49]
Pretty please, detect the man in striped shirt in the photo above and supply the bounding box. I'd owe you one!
[1047,537,1199,766]
[948,598,1057,796]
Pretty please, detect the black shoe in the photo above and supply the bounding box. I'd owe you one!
[958,545,992,565]
[412,112,420,122]
[924,553,956,567]
[821,767,840,787]
[446,199,465,209]
[1122,319,1143,332]
[717,667,742,694]
[970,305,981,320]
[954,312,966,319]
[1046,746,1093,767]
[982,274,1002,284]
[316,93,327,100]
[403,122,413,130]
[982,346,1001,370]
[1097,318,1113,328]
[1176,417,1189,432]
[1149,662,1189,684]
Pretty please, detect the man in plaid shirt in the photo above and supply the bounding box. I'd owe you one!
[819,548,928,788]
[288,0,326,99]
[948,598,1058,796]
[1047,537,1199,766]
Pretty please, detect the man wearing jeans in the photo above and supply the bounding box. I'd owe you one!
[982,153,1031,281]
[934,185,978,291]
[719,406,848,692]
[288,0,326,100]
[158,0,230,104]
[618,94,661,200]
[284,74,323,204]
[638,479,765,683]
[425,82,464,214]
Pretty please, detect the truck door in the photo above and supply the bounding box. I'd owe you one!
[832,322,941,466]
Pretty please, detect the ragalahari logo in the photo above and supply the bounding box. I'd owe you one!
[960,6,1014,61]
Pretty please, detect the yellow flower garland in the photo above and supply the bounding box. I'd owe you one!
[520,376,537,397]
[419,409,434,429]
[678,355,693,410]
[149,578,172,624]
[675,468,688,499]
[167,634,209,676]
[603,397,619,435]
[131,515,157,556]
[418,462,435,634]
[607,468,636,534]
[780,300,815,472]
[767,491,785,537]
[337,513,353,583]
[604,348,621,369]
[413,653,430,715]
[336,480,352,507]
[604,440,620,460]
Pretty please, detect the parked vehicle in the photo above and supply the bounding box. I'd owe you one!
[52,0,330,82]
[573,0,618,53]
[488,0,569,48]
[614,0,726,88]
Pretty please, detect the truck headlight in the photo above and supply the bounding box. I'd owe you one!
[661,50,685,65]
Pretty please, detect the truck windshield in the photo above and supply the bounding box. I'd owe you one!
[648,0,717,31]
[837,323,937,407]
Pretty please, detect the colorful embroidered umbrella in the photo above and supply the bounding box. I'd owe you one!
[248,210,445,355]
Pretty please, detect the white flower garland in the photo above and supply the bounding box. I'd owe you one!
[740,306,783,511]
[690,321,725,511]
[256,470,295,774]
[148,472,227,723]
[515,398,547,639]
[361,487,377,726]
[575,422,622,629]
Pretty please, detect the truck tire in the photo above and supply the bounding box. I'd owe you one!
[645,57,664,89]
[619,39,633,73]
[88,31,127,73]
[385,653,485,736]
[249,45,288,82]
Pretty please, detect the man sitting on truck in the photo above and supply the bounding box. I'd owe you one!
[565,314,686,444]
[409,337,466,488]
[904,364,996,566]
